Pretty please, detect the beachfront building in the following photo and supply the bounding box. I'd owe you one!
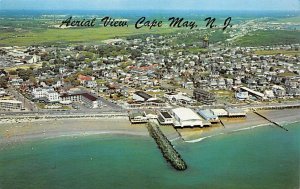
[129,111,148,124]
[171,108,203,128]
[143,110,158,120]
[158,110,173,125]
[81,93,99,108]
[32,87,59,103]
[46,91,60,103]
[127,91,166,109]
[60,92,99,109]
[0,100,22,111]
[196,109,220,123]
[226,108,246,117]
[210,109,228,117]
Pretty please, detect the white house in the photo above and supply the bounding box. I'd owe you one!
[32,87,59,102]
[235,91,249,100]
[24,55,41,64]
[46,91,60,102]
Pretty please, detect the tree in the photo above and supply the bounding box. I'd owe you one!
[0,76,8,88]
[17,69,34,81]
[9,70,17,75]
[67,62,75,69]
[29,76,38,87]
[42,62,48,68]
[131,49,142,59]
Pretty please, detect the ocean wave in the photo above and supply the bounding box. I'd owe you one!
[185,133,224,143]
[232,124,269,132]
[184,123,271,143]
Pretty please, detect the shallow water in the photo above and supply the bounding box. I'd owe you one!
[0,123,299,189]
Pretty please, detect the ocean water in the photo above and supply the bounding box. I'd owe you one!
[0,123,299,189]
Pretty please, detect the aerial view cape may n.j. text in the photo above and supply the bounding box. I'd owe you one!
[0,0,299,189]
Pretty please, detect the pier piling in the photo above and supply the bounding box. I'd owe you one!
[220,120,225,128]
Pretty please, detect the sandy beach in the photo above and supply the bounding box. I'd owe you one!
[0,108,299,146]
[0,118,149,146]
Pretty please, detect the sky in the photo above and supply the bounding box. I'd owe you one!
[0,0,299,11]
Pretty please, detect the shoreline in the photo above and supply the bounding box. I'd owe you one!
[0,118,149,146]
[1,108,300,146]
[178,108,300,142]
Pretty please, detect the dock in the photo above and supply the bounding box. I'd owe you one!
[253,111,288,131]
[146,122,187,171]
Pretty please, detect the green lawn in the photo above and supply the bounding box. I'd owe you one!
[0,26,177,46]
[275,16,300,23]
[254,50,300,56]
[235,30,300,47]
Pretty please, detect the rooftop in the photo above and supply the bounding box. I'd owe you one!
[0,100,22,104]
[160,111,172,118]
[197,109,218,119]
[135,91,153,101]
[226,108,246,114]
[172,108,202,121]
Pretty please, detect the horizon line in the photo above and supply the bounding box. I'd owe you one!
[0,9,299,11]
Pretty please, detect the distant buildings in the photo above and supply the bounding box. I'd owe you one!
[23,55,41,64]
[0,88,6,97]
[77,74,97,88]
[0,100,22,111]
[133,91,154,102]
[60,92,99,108]
[235,91,249,101]
[32,87,60,103]
[193,88,216,105]
[127,91,166,108]
[164,92,195,105]
[240,87,266,100]
[202,35,209,48]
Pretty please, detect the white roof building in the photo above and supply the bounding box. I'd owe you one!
[264,90,275,98]
[211,109,228,117]
[171,108,203,128]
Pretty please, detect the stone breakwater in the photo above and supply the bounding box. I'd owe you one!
[147,122,187,171]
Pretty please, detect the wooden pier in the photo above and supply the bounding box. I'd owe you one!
[253,111,288,131]
[147,122,187,171]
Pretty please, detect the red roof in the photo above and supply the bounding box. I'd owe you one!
[78,74,93,81]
